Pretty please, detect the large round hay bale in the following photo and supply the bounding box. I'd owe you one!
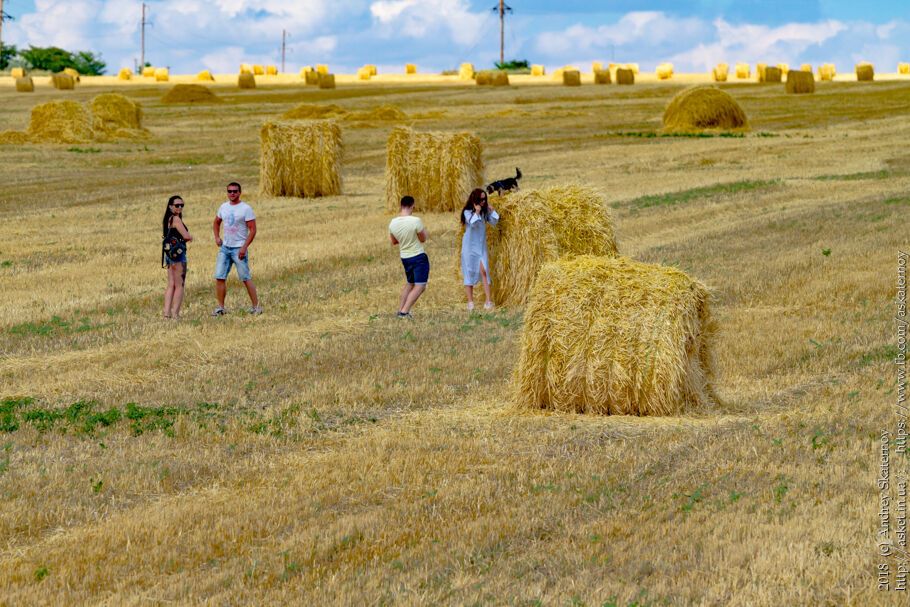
[240,63,253,75]
[616,68,634,85]
[760,66,781,83]
[458,63,475,80]
[63,67,80,82]
[304,69,320,85]
[15,77,34,93]
[197,70,215,82]
[819,63,836,81]
[385,126,483,213]
[777,63,789,75]
[531,64,545,76]
[900,63,910,75]
[238,73,256,89]
[856,62,874,81]
[142,66,155,78]
[366,64,378,76]
[492,71,510,86]
[118,68,132,81]
[712,63,728,82]
[154,68,169,82]
[562,70,581,86]
[259,120,343,198]
[27,100,94,143]
[51,73,75,90]
[316,64,329,75]
[253,65,265,75]
[318,73,336,89]
[11,67,25,78]
[266,65,278,75]
[800,63,813,72]
[662,85,748,133]
[513,255,714,416]
[405,63,417,74]
[656,62,674,80]
[484,186,618,307]
[91,93,148,140]
[735,63,750,79]
[163,83,221,104]
[475,71,494,86]
[357,66,372,80]
[785,70,815,94]
[594,69,611,84]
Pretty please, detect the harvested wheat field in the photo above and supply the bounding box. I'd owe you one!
[0,77,906,606]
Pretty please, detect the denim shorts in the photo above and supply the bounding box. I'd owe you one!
[401,253,430,285]
[165,251,187,266]
[214,245,252,281]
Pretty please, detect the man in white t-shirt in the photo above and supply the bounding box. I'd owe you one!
[211,182,261,316]
[388,195,429,319]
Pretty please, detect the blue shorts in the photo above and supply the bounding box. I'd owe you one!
[165,252,187,266]
[401,253,430,285]
[214,245,252,281]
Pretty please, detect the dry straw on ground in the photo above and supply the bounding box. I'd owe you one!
[856,62,875,81]
[318,73,336,89]
[11,67,25,78]
[593,69,611,84]
[197,70,215,81]
[483,185,618,307]
[0,130,30,144]
[348,105,407,122]
[616,68,634,85]
[656,63,674,80]
[27,100,94,144]
[819,63,836,81]
[712,63,729,82]
[91,93,148,140]
[513,255,714,416]
[283,104,348,119]
[15,77,33,93]
[786,70,816,95]
[459,63,475,80]
[117,68,132,81]
[530,64,545,76]
[162,84,220,104]
[735,62,750,79]
[238,73,256,89]
[385,126,483,213]
[52,73,75,90]
[259,120,343,198]
[562,70,581,86]
[663,85,748,133]
[492,71,510,86]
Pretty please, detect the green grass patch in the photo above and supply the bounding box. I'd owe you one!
[858,344,900,368]
[66,147,102,154]
[8,315,113,337]
[607,131,746,139]
[616,179,780,210]
[813,170,892,181]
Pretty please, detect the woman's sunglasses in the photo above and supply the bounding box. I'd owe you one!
[172,203,184,208]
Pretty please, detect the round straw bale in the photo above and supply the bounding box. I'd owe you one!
[15,77,34,93]
[712,63,729,82]
[238,73,256,89]
[459,63,475,80]
[51,73,76,90]
[27,100,94,143]
[900,63,910,75]
[656,62,674,80]
[593,69,611,84]
[513,255,714,416]
[0,130,30,145]
[283,104,348,120]
[760,66,781,83]
[357,67,372,80]
[367,64,378,76]
[562,70,581,86]
[385,126,483,213]
[154,68,169,82]
[531,64,545,76]
[616,68,635,85]
[317,64,329,75]
[405,63,417,74]
[197,70,215,81]
[591,61,603,72]
[142,66,155,77]
[162,83,221,104]
[483,185,618,307]
[819,63,836,81]
[63,67,81,82]
[492,71,510,86]
[785,70,815,94]
[117,68,132,81]
[735,62,750,79]
[800,63,813,72]
[240,64,253,74]
[266,65,278,75]
[91,93,148,140]
[662,85,748,133]
[777,63,789,75]
[11,67,25,78]
[318,73,336,89]
[304,69,320,85]
[475,71,494,85]
[253,65,265,75]
[259,120,343,198]
[625,63,639,74]
[856,62,875,81]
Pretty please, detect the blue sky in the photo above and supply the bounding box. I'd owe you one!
[3,1,908,74]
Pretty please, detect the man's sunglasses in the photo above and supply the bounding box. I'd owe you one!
[227,189,240,194]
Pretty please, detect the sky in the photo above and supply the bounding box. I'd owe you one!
[2,0,909,75]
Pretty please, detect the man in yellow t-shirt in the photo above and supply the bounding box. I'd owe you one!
[388,195,429,319]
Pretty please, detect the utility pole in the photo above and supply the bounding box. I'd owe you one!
[492,1,512,66]
[0,0,6,64]
[281,29,286,73]
[140,2,147,70]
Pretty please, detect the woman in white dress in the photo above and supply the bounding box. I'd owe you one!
[459,188,499,311]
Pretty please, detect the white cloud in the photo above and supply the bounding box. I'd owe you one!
[369,0,486,47]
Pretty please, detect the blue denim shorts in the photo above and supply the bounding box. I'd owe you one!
[165,251,187,266]
[214,245,252,281]
[401,253,429,285]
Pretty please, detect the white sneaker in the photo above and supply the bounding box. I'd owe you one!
[483,301,494,311]
[248,306,263,315]
[466,302,475,311]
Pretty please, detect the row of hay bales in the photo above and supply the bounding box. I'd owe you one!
[0,94,148,144]
[714,61,893,82]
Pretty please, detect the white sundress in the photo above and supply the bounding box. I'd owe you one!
[461,208,500,286]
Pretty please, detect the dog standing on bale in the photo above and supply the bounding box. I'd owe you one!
[486,168,522,196]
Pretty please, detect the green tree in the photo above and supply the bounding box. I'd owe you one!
[72,51,106,75]
[0,43,16,71]
[19,45,106,75]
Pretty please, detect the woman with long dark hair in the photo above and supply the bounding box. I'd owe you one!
[459,188,499,311]
[162,195,193,319]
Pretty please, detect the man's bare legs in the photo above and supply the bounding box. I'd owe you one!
[399,283,425,314]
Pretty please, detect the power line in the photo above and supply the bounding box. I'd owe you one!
[492,0,512,65]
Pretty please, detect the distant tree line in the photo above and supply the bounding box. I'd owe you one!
[1,43,106,75]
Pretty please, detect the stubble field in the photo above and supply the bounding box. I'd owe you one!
[0,76,906,605]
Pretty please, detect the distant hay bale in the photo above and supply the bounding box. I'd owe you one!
[259,120,343,198]
[318,73,336,89]
[366,64,378,76]
[756,63,767,81]
[712,63,729,82]
[253,65,265,75]
[662,85,748,133]
[475,70,494,85]
[283,103,348,120]
[346,105,407,122]
[785,70,815,94]
[624,63,639,74]
[162,83,221,104]
[91,93,148,140]
[656,62,674,80]
[241,63,253,74]
[51,73,75,90]
[760,66,781,83]
[616,68,635,85]
[592,61,603,72]
[27,100,94,143]
[197,70,215,81]
[819,63,836,81]
[304,69,320,85]
[856,62,874,81]
[459,63,475,80]
[0,130,30,145]
[357,66,372,80]
[593,69,611,84]
[316,64,329,75]
[118,68,132,81]
[238,73,256,89]
[154,68,169,82]
[11,67,25,78]
[485,186,618,308]
[800,63,813,72]
[777,63,789,75]
[266,65,278,75]
[15,77,34,93]
[63,67,80,82]
[531,64,545,76]
[385,126,483,213]
[405,63,417,74]
[553,65,579,81]
[513,255,714,416]
[735,62,750,79]
[900,63,910,75]
[142,66,155,77]
[492,71,510,86]
[562,70,581,86]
